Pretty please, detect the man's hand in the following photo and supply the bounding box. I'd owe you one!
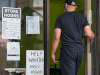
[84,25,95,40]
[51,54,58,64]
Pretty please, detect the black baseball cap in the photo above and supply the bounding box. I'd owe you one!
[64,0,81,7]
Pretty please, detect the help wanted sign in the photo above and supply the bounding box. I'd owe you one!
[26,50,44,75]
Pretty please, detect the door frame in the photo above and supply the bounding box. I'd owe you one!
[44,0,50,75]
[84,0,92,75]
[93,0,100,75]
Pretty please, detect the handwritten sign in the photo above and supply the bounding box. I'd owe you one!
[26,50,44,75]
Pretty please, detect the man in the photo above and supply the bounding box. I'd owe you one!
[51,0,95,75]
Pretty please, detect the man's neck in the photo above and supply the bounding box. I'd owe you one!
[66,9,76,12]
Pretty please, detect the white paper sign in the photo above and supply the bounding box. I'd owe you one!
[89,10,92,24]
[26,50,44,75]
[5,68,26,73]
[33,0,43,7]
[7,42,20,61]
[26,16,40,34]
[2,7,21,39]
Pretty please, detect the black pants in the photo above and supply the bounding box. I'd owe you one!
[60,45,84,75]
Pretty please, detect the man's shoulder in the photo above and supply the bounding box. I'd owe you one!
[76,12,85,18]
[56,13,68,20]
[55,14,64,21]
[60,12,68,18]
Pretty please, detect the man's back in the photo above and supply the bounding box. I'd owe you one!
[54,11,89,48]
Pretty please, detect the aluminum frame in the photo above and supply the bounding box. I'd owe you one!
[44,0,50,75]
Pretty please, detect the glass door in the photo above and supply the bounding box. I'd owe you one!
[0,0,45,75]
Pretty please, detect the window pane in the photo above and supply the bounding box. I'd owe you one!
[0,0,9,8]
[11,0,16,7]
